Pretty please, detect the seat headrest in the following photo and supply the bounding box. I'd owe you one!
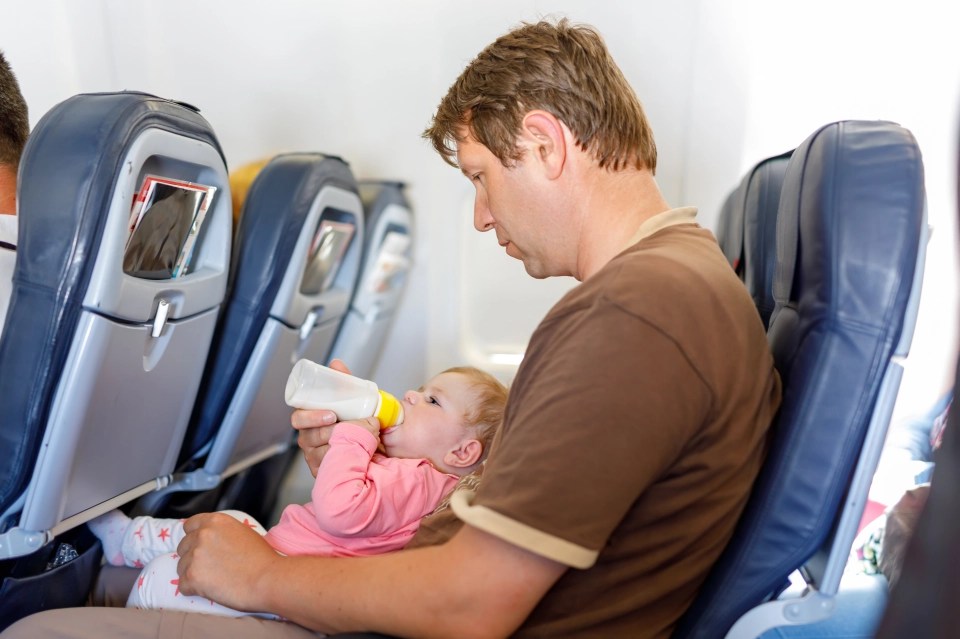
[742,150,792,326]
[771,120,924,333]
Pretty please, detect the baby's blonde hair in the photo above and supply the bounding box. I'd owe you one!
[425,367,506,516]
[441,365,508,460]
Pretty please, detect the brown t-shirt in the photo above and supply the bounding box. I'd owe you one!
[410,219,781,638]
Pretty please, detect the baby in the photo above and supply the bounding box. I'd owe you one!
[88,365,507,618]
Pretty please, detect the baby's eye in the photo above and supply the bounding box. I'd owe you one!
[427,395,441,407]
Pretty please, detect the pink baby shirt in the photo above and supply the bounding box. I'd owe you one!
[264,421,459,557]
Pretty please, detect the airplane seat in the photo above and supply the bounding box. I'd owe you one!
[327,179,415,381]
[136,153,365,523]
[672,120,928,638]
[716,186,744,275]
[265,180,414,530]
[0,91,231,629]
[741,150,792,327]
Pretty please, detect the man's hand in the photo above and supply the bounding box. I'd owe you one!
[291,358,353,476]
[292,409,336,477]
[176,512,281,611]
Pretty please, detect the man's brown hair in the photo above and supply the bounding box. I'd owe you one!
[424,18,657,173]
[0,51,29,168]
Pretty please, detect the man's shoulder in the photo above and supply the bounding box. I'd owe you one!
[620,221,719,263]
[594,224,734,299]
[542,224,760,344]
[535,222,753,343]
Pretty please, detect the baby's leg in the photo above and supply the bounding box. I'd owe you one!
[119,509,266,568]
[88,510,186,567]
[117,515,188,567]
[217,509,268,535]
[127,552,280,619]
[90,507,269,569]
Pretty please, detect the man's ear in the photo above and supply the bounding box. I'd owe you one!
[520,110,567,180]
[444,438,483,469]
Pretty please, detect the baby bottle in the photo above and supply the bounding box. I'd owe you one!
[284,358,404,429]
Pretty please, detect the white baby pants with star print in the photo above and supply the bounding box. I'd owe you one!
[117,509,268,567]
[123,510,279,618]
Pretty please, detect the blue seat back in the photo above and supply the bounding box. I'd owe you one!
[742,151,792,327]
[174,153,364,483]
[0,92,231,559]
[673,120,927,638]
[716,186,744,275]
[327,180,414,381]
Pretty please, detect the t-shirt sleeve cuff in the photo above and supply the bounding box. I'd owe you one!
[450,489,598,569]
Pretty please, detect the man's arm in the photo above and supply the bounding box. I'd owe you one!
[177,513,566,638]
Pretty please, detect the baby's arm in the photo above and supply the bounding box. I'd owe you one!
[310,422,454,537]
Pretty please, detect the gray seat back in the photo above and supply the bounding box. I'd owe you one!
[146,154,365,504]
[327,180,414,381]
[0,92,231,559]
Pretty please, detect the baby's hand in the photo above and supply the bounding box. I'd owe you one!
[347,416,382,440]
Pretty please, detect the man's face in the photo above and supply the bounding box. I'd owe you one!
[455,130,562,279]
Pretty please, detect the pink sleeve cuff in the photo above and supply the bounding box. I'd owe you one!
[329,421,379,455]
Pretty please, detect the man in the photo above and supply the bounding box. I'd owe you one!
[2,19,780,639]
[0,50,27,214]
[0,49,29,337]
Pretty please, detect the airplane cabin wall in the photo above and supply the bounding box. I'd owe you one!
[1,0,957,421]
[710,0,960,421]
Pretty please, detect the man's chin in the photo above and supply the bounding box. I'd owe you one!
[521,261,551,280]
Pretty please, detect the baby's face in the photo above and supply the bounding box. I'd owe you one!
[380,372,476,467]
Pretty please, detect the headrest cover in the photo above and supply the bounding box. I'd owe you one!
[742,150,792,326]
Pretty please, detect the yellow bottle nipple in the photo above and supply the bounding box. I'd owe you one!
[376,390,405,429]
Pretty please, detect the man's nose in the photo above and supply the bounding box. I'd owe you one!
[473,192,494,232]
